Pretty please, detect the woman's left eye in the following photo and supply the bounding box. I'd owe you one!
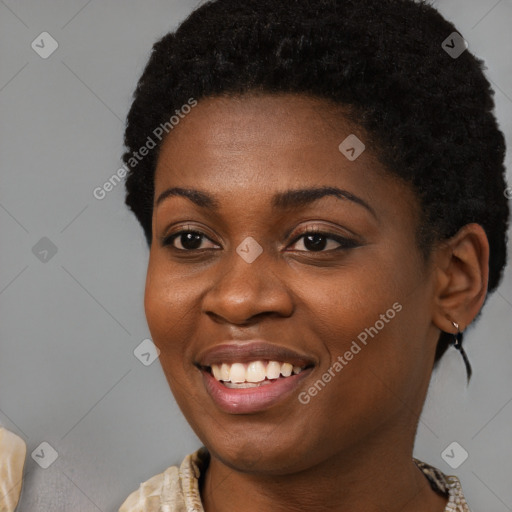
[289,230,359,252]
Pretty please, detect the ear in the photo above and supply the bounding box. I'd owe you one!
[431,223,489,334]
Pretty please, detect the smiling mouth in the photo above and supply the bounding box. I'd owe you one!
[202,360,314,389]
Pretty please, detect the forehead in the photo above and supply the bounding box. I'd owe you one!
[155,94,384,186]
[165,94,348,142]
[152,94,418,225]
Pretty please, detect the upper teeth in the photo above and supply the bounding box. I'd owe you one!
[210,361,304,383]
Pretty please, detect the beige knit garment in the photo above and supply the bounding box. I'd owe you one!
[0,427,26,512]
[118,447,471,512]
[119,448,207,512]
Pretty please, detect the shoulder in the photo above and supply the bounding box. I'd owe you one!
[0,426,27,512]
[118,465,181,512]
[413,458,470,511]
[118,447,209,512]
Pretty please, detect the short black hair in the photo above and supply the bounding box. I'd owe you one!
[122,0,510,368]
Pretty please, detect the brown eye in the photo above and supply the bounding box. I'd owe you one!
[289,229,359,252]
[163,230,217,251]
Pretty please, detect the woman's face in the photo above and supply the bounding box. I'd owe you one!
[146,94,441,474]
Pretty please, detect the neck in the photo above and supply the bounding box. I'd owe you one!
[201,422,447,512]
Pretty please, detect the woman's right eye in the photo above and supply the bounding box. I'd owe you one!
[162,230,218,251]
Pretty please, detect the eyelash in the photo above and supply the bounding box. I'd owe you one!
[161,226,359,253]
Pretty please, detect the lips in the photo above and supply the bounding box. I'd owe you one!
[196,341,316,368]
[195,340,316,414]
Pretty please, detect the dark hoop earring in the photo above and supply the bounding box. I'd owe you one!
[451,321,472,382]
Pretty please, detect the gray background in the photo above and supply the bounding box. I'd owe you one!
[0,0,510,510]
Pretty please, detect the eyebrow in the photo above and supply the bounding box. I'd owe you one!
[155,186,376,218]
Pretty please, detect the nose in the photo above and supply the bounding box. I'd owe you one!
[201,244,294,325]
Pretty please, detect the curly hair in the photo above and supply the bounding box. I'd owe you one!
[122,0,510,369]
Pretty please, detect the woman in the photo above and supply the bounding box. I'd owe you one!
[118,0,509,510]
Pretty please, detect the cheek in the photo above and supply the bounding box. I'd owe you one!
[303,253,410,348]
[303,249,429,408]
[143,259,198,371]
